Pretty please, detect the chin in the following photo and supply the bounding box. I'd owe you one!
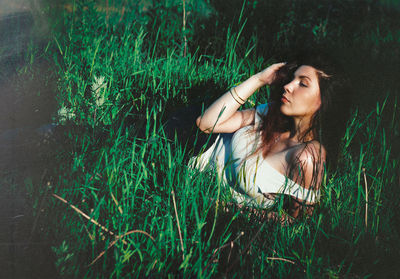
[280,104,290,116]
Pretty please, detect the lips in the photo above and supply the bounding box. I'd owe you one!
[281,95,290,103]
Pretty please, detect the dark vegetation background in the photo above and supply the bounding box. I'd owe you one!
[1,0,400,278]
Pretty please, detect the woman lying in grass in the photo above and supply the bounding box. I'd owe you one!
[191,53,347,222]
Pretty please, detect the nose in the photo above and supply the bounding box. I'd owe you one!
[283,81,293,93]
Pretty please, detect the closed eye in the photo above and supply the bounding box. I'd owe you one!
[300,82,308,87]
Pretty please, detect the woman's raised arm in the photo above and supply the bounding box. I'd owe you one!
[195,62,286,134]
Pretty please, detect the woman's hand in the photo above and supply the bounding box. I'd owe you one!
[256,62,286,85]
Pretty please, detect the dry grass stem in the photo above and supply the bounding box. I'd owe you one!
[89,229,156,266]
[82,220,95,241]
[171,190,185,260]
[266,257,296,264]
[227,221,266,273]
[118,1,126,23]
[362,167,368,228]
[110,192,123,214]
[227,241,234,263]
[202,231,244,274]
[105,0,109,21]
[182,0,187,57]
[52,193,126,243]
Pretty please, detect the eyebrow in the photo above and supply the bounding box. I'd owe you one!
[298,75,311,82]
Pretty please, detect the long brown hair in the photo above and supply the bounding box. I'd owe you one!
[258,61,331,158]
[244,52,349,188]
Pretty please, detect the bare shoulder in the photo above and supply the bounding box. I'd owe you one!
[286,141,326,217]
[290,140,326,190]
[296,140,326,164]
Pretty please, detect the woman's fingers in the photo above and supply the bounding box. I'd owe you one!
[257,62,287,85]
[269,62,287,72]
[273,62,286,68]
[267,62,286,69]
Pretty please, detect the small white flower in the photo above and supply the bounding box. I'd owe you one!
[57,106,76,123]
[92,75,107,107]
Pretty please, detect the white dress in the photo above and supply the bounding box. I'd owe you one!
[189,104,320,207]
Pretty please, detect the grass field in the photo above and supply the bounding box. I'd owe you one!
[17,0,400,277]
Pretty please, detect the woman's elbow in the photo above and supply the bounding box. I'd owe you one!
[195,116,211,134]
[195,116,202,128]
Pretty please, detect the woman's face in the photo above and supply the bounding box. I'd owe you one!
[280,65,322,119]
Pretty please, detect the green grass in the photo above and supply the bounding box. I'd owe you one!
[21,0,400,277]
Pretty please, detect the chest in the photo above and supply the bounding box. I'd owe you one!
[231,127,301,176]
[262,140,301,175]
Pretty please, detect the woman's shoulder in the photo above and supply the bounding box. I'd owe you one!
[289,140,326,190]
[294,140,326,171]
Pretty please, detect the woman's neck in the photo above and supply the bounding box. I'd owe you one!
[290,116,315,142]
